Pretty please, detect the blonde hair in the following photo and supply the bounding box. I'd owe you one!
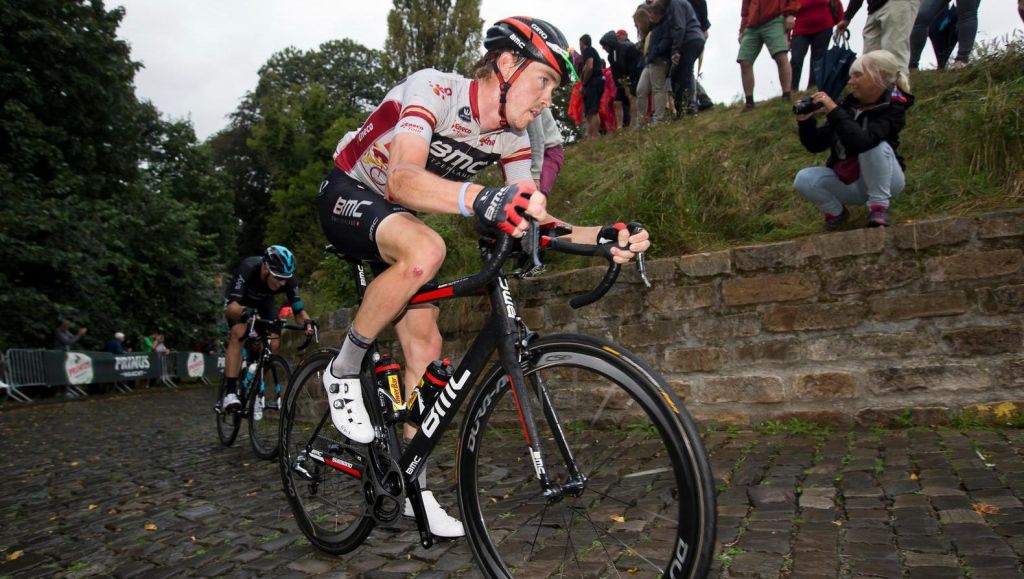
[633,4,652,41]
[474,51,528,81]
[850,50,912,93]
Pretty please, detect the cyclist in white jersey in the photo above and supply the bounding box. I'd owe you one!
[316,16,651,538]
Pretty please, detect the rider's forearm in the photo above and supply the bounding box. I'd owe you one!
[386,162,484,215]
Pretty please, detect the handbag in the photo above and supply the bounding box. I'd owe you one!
[832,156,860,184]
[812,30,857,101]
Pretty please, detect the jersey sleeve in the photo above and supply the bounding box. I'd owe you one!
[285,280,305,312]
[498,130,534,184]
[225,267,248,303]
[394,71,450,144]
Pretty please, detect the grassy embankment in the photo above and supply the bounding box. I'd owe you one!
[303,36,1023,314]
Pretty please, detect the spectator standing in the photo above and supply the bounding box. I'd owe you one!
[658,0,707,117]
[792,0,845,90]
[837,0,922,79]
[793,50,914,230]
[600,30,643,128]
[633,4,656,123]
[909,0,980,70]
[141,333,155,352]
[637,2,672,124]
[739,0,802,111]
[526,108,565,195]
[154,334,170,354]
[52,320,87,351]
[579,34,607,139]
[105,332,127,355]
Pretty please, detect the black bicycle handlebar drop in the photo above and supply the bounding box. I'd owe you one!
[449,233,516,297]
[247,317,319,350]
[449,220,650,309]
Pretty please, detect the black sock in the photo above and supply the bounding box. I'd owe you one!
[224,377,238,395]
[745,95,755,106]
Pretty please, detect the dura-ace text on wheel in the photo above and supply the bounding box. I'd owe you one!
[280,349,374,554]
[248,354,291,460]
[457,335,715,578]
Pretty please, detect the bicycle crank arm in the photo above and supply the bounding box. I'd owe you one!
[306,448,363,479]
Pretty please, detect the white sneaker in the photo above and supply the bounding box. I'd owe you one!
[323,372,374,444]
[403,490,465,538]
[220,392,240,412]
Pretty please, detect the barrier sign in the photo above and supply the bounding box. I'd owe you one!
[33,351,224,386]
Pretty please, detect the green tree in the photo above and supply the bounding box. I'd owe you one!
[383,0,483,78]
[0,0,229,349]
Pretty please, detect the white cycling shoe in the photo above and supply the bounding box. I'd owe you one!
[219,392,240,412]
[403,490,465,538]
[323,372,374,444]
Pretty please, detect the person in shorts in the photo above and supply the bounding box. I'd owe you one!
[738,0,801,111]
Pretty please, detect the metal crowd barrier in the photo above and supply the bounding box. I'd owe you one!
[0,349,224,402]
[3,349,47,403]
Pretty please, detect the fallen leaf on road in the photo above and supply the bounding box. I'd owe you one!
[70,461,79,467]
[88,504,97,510]
[144,523,158,531]
[6,550,24,561]
[247,491,257,497]
[973,503,1000,515]
[909,472,918,480]
[610,515,626,523]
[832,520,843,526]
[191,536,197,542]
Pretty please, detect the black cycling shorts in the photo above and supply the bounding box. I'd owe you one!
[318,168,414,267]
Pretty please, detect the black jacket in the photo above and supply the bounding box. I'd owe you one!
[798,87,915,169]
[600,32,643,85]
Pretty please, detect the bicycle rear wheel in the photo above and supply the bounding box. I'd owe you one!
[216,379,241,447]
[249,355,290,460]
[279,349,374,554]
[457,334,715,579]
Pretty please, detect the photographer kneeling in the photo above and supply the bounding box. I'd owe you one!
[793,50,914,230]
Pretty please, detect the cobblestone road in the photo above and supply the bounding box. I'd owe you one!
[1,387,1024,578]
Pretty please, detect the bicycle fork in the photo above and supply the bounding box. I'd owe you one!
[499,335,587,503]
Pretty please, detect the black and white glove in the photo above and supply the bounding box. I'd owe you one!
[472,184,533,235]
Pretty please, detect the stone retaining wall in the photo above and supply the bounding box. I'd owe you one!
[305,209,1024,427]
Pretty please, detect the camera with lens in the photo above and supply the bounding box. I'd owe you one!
[792,97,825,115]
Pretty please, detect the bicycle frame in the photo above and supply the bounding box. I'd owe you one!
[318,245,580,548]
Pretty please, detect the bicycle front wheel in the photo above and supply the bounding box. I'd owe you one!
[457,334,715,579]
[249,355,290,460]
[216,379,241,447]
[279,349,374,554]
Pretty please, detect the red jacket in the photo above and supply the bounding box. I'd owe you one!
[740,0,802,31]
[794,0,844,36]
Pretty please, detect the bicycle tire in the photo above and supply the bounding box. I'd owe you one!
[216,378,241,447]
[279,349,374,554]
[457,334,716,579]
[249,355,291,460]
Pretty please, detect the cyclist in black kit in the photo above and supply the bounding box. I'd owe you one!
[220,245,312,411]
[317,17,650,537]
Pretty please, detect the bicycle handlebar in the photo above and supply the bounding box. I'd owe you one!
[447,221,649,310]
[247,317,319,350]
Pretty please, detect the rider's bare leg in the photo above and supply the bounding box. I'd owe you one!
[330,213,446,377]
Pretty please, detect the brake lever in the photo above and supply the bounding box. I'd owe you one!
[524,221,542,271]
[625,222,652,288]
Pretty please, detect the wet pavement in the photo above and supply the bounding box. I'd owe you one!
[1,386,1023,578]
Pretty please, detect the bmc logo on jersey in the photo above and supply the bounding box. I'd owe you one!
[427,137,496,178]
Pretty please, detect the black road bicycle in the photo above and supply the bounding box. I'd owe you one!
[279,226,716,578]
[216,316,312,460]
